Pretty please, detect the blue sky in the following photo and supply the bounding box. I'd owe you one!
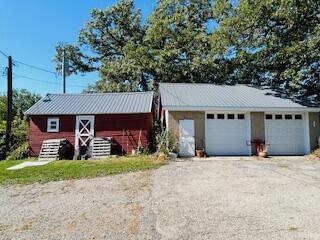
[0,0,156,96]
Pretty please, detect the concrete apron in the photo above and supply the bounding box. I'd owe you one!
[172,156,308,161]
[7,161,53,170]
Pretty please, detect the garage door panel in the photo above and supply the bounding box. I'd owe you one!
[265,114,306,155]
[206,115,249,156]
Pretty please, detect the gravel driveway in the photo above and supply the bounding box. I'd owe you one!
[1,158,320,240]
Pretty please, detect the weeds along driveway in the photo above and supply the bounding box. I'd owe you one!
[1,158,320,240]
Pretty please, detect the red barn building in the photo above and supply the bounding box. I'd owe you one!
[26,92,154,158]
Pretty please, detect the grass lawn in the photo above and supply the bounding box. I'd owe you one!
[0,155,165,186]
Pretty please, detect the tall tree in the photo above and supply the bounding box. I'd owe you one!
[54,0,228,92]
[145,0,223,85]
[213,0,320,103]
[54,0,148,92]
[0,89,41,159]
[54,0,320,103]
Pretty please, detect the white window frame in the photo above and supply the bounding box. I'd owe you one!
[47,117,59,132]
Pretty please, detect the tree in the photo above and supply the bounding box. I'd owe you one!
[54,0,228,92]
[54,0,320,103]
[145,0,222,85]
[54,0,148,92]
[0,89,41,160]
[213,0,320,103]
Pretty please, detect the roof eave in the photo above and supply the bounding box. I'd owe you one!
[162,106,320,112]
[26,111,152,116]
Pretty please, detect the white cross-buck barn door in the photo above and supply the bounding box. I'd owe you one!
[75,116,95,149]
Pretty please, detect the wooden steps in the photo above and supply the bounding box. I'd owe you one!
[92,137,112,158]
[38,139,67,161]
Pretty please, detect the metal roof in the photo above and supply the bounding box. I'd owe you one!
[26,91,153,115]
[159,83,320,112]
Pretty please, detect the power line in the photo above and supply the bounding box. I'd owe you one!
[0,49,9,58]
[0,49,87,92]
[0,48,58,76]
[13,73,87,88]
[14,60,58,75]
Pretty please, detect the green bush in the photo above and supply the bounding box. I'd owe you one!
[155,130,178,154]
[6,142,29,160]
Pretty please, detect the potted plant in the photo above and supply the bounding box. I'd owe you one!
[196,149,205,158]
[155,130,178,161]
[257,143,268,158]
[158,152,167,161]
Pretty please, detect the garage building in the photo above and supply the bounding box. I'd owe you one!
[159,83,320,157]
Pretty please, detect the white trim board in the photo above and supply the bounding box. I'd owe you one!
[304,113,311,154]
[164,106,320,112]
[75,115,95,150]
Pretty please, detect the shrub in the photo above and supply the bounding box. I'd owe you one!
[155,130,178,155]
[6,142,29,160]
[312,148,320,158]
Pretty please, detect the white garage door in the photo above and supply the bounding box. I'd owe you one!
[265,113,307,155]
[206,113,250,156]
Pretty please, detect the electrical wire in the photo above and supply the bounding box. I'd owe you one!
[13,74,87,88]
[0,49,90,90]
[0,49,8,58]
[0,48,58,76]
[14,60,57,75]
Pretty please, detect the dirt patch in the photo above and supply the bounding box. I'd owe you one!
[14,218,39,233]
[118,171,154,236]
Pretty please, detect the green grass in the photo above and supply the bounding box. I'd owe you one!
[0,155,165,186]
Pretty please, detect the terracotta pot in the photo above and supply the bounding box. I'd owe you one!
[196,150,205,158]
[258,151,267,158]
[158,153,167,161]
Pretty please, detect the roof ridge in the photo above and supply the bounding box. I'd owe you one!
[46,91,153,96]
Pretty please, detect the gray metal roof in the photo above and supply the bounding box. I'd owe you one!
[159,83,320,111]
[26,91,153,115]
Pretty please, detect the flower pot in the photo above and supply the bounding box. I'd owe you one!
[196,149,205,158]
[158,153,167,161]
[131,149,136,155]
[258,151,267,158]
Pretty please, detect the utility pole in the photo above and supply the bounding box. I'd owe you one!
[62,49,66,94]
[5,56,13,152]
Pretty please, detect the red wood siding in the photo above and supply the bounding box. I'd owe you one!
[29,116,76,157]
[28,113,153,157]
[95,113,153,154]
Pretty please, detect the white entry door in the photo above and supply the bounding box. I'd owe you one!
[179,120,195,157]
[265,113,307,155]
[75,116,95,151]
[206,113,250,156]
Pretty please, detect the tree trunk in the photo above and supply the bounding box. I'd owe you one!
[140,73,148,91]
